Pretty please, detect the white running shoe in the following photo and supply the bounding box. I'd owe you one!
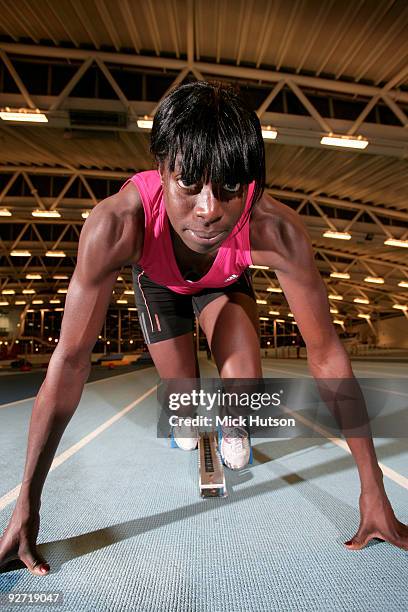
[220,425,250,470]
[173,421,199,451]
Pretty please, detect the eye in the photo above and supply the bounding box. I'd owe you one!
[177,178,197,189]
[223,183,241,193]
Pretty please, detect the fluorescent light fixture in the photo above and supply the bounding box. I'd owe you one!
[55,308,64,312]
[57,288,68,294]
[15,300,26,305]
[32,300,44,304]
[10,250,31,256]
[250,264,269,270]
[330,272,350,279]
[124,290,134,295]
[275,319,285,323]
[398,281,408,288]
[330,308,338,314]
[32,209,61,218]
[22,289,36,294]
[268,310,280,315]
[358,313,371,319]
[384,238,408,248]
[26,274,42,280]
[320,134,368,149]
[323,230,351,240]
[261,126,278,140]
[328,294,343,300]
[1,289,15,294]
[354,298,369,304]
[50,299,61,304]
[0,208,11,216]
[393,304,408,311]
[287,313,294,317]
[0,301,9,306]
[333,319,344,325]
[267,287,283,293]
[137,116,153,129]
[116,299,128,304]
[53,274,68,280]
[128,307,137,311]
[0,107,48,123]
[82,211,90,219]
[259,317,269,321]
[364,276,384,284]
[117,276,124,281]
[256,299,267,304]
[46,250,66,257]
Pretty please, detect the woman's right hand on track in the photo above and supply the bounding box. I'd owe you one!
[0,508,50,575]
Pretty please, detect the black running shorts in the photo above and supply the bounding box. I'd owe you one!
[132,265,256,345]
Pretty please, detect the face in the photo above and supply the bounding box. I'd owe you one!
[159,157,248,255]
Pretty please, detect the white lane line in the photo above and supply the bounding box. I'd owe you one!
[282,403,408,490]
[0,384,157,511]
[0,367,156,409]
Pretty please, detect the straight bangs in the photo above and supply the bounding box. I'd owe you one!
[150,81,265,212]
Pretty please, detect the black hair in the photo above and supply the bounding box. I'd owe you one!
[150,80,265,216]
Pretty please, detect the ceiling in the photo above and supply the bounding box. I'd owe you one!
[0,0,407,328]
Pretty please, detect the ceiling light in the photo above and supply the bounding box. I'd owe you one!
[333,319,345,325]
[287,313,294,317]
[10,250,31,256]
[46,251,66,257]
[259,317,269,321]
[15,300,26,305]
[354,298,369,304]
[22,289,36,294]
[250,264,269,270]
[364,276,384,284]
[124,290,134,295]
[330,308,338,314]
[358,313,371,319]
[128,307,137,311]
[0,301,9,306]
[82,211,90,219]
[330,272,350,279]
[32,209,61,218]
[323,230,351,240]
[261,126,278,140]
[117,276,124,281]
[393,304,407,311]
[1,289,15,294]
[275,319,285,323]
[116,299,128,304]
[268,310,280,315]
[0,107,48,122]
[26,274,42,280]
[32,300,44,304]
[320,134,368,149]
[55,308,64,312]
[53,274,69,280]
[384,238,408,248]
[50,299,61,304]
[137,116,153,129]
[398,281,408,288]
[267,287,283,293]
[329,294,343,300]
[0,208,11,216]
[256,299,267,304]
[57,288,68,294]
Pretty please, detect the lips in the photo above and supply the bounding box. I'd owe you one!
[186,229,226,245]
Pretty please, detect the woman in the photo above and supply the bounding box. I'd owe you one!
[0,81,407,576]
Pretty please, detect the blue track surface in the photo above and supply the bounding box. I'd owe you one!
[1,358,407,611]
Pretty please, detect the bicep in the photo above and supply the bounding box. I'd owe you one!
[55,204,128,364]
[273,228,339,354]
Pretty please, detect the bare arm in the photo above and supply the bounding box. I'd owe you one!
[250,194,408,551]
[0,184,143,573]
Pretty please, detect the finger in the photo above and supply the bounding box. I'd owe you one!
[344,530,372,550]
[19,550,50,576]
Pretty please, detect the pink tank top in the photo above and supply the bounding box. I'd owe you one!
[121,170,254,295]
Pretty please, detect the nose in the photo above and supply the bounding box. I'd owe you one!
[194,184,223,225]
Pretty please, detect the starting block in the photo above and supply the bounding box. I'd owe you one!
[198,431,227,498]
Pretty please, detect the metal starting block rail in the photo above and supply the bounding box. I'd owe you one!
[198,431,227,498]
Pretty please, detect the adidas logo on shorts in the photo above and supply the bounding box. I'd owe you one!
[224,274,238,282]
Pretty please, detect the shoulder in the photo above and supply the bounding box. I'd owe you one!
[78,180,145,274]
[250,192,313,273]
